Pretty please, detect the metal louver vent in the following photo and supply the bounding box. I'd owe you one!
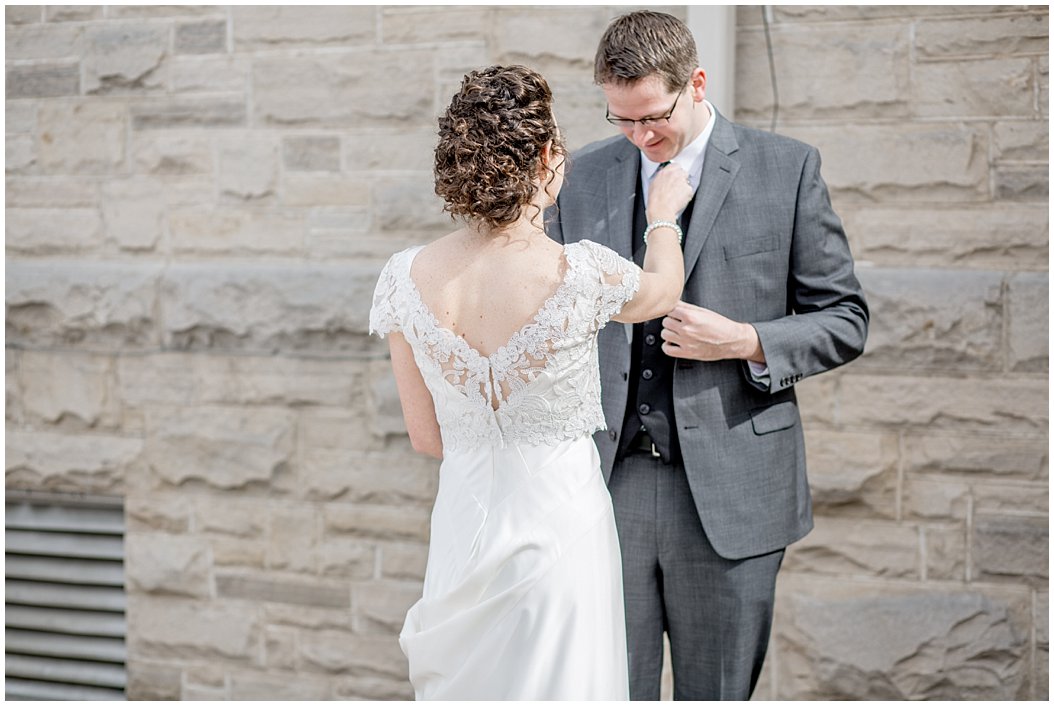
[5,492,127,700]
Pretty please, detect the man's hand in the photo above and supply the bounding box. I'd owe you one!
[661,301,766,363]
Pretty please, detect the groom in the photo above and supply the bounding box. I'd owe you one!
[547,11,869,700]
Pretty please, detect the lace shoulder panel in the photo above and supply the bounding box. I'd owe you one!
[570,239,643,328]
[368,247,421,337]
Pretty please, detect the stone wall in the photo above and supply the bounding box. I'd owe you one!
[5,4,1047,700]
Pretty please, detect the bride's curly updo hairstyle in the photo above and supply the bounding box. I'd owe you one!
[435,65,565,231]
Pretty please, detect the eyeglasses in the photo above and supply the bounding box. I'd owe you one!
[605,83,688,128]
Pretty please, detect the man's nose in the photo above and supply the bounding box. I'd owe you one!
[632,122,653,144]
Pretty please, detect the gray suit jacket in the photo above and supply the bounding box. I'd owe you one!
[547,110,869,560]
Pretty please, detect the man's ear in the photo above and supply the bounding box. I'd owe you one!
[690,67,707,102]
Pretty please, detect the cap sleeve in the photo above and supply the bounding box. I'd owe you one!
[368,253,403,338]
[576,239,642,328]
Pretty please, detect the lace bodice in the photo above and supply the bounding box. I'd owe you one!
[369,240,642,452]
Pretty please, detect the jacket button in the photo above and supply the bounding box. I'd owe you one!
[608,430,617,441]
[621,372,628,381]
[645,334,656,346]
[638,403,651,415]
[642,369,653,380]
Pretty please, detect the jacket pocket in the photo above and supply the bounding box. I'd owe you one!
[724,234,778,260]
[749,401,799,435]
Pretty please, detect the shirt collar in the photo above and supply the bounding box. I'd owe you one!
[640,100,717,185]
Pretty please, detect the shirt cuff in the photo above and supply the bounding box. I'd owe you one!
[747,360,770,388]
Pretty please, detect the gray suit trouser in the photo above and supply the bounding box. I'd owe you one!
[608,451,784,700]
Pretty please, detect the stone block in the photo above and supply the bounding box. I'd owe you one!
[6,101,36,133]
[855,268,1003,371]
[1039,55,1048,117]
[325,504,431,542]
[129,595,259,662]
[6,6,41,24]
[210,537,266,569]
[195,496,267,538]
[776,580,1029,699]
[381,5,491,44]
[20,351,118,428]
[973,515,1048,582]
[253,52,433,129]
[82,24,167,94]
[1008,272,1048,371]
[6,175,98,206]
[993,121,1049,161]
[217,132,278,201]
[7,350,22,424]
[494,7,610,72]
[972,482,1049,516]
[131,133,213,175]
[301,448,438,505]
[367,361,407,437]
[317,538,376,580]
[115,353,197,407]
[299,630,407,679]
[795,372,837,426]
[902,476,970,520]
[298,408,382,454]
[915,14,1049,59]
[131,96,246,129]
[159,261,378,351]
[99,179,167,252]
[307,229,421,262]
[5,430,139,495]
[282,135,340,172]
[800,428,898,518]
[283,175,368,207]
[175,19,227,54]
[760,6,1010,23]
[232,5,374,49]
[6,207,103,255]
[5,22,82,59]
[736,23,909,121]
[46,5,102,21]
[924,524,967,581]
[782,124,989,203]
[125,659,182,700]
[835,375,1046,434]
[143,405,295,491]
[344,128,436,173]
[353,581,420,634]
[843,205,1048,269]
[216,572,348,609]
[5,134,34,173]
[228,671,330,700]
[378,541,428,581]
[995,165,1049,201]
[911,58,1034,118]
[168,208,301,255]
[264,604,351,631]
[171,54,249,94]
[784,516,919,578]
[108,6,223,18]
[333,676,414,700]
[38,101,126,174]
[267,505,319,573]
[263,626,297,671]
[902,433,1047,480]
[6,260,162,349]
[127,493,192,533]
[373,176,448,233]
[126,534,211,598]
[6,62,80,98]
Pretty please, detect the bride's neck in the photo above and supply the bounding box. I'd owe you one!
[472,214,546,246]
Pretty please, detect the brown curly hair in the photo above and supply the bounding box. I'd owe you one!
[435,65,565,231]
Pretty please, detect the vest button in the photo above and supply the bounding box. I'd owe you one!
[644,334,657,345]
[638,403,651,415]
[642,369,653,380]
[608,430,617,441]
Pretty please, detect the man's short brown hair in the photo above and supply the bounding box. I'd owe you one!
[594,10,698,92]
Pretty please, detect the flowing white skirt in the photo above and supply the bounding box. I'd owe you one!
[399,436,629,700]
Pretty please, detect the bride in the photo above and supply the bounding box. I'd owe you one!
[369,64,692,700]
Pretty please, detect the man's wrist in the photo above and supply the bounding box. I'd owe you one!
[737,322,766,363]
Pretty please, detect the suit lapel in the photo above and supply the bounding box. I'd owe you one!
[605,142,640,260]
[683,111,740,282]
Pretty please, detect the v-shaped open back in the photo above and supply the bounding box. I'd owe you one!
[369,239,643,450]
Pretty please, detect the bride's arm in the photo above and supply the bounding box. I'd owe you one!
[388,333,443,459]
[614,164,693,324]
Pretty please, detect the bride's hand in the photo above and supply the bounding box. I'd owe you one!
[647,164,694,223]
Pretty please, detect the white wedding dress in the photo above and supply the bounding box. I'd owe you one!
[369,239,641,700]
